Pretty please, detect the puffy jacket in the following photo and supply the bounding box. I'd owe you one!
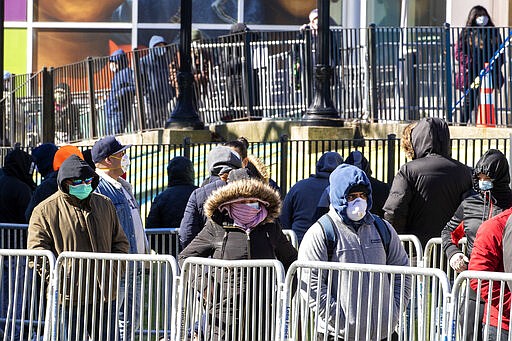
[179,179,226,249]
[146,157,198,228]
[27,155,129,302]
[383,118,473,246]
[442,149,512,260]
[25,171,58,222]
[469,208,512,331]
[298,164,411,340]
[280,152,343,243]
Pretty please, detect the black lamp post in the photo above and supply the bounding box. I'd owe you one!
[165,0,204,130]
[302,0,341,126]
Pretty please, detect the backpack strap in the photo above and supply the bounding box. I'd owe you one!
[372,214,391,257]
[318,214,337,261]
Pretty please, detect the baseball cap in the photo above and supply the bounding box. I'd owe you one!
[91,136,132,164]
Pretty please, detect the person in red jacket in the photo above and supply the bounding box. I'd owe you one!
[468,208,512,340]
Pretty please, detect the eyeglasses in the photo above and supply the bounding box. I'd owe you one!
[346,192,368,202]
[110,151,126,160]
[71,177,93,186]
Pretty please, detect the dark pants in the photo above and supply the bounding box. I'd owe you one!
[458,287,484,341]
[483,325,509,341]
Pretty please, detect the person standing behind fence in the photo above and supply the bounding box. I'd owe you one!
[383,118,473,246]
[455,6,504,124]
[27,154,129,341]
[441,149,512,341]
[280,151,343,244]
[298,164,411,340]
[146,156,197,253]
[139,35,174,129]
[92,136,149,341]
[54,83,81,142]
[105,49,136,135]
[179,146,242,249]
[179,169,297,340]
[468,208,512,340]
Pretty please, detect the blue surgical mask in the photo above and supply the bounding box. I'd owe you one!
[69,183,93,200]
[479,180,493,191]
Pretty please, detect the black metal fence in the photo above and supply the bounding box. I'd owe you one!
[2,26,512,147]
[1,136,509,221]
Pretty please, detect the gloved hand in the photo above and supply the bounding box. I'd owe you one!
[449,252,469,273]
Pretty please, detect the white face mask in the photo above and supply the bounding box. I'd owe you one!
[245,202,260,210]
[476,15,489,26]
[109,63,118,73]
[346,198,367,221]
[120,154,130,173]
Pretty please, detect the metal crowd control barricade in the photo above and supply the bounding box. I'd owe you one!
[282,229,298,250]
[399,234,424,267]
[282,261,451,341]
[50,252,178,341]
[0,223,29,249]
[0,249,55,341]
[424,237,468,283]
[145,227,181,258]
[177,257,286,341]
[450,270,512,341]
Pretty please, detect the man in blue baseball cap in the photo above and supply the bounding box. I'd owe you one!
[92,135,147,341]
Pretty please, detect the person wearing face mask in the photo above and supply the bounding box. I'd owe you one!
[105,49,136,135]
[27,154,129,341]
[298,164,411,341]
[441,149,512,341]
[92,135,149,341]
[139,35,174,129]
[455,5,504,124]
[179,169,297,340]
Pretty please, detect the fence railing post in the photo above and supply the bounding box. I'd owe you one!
[85,57,97,139]
[444,23,453,123]
[304,29,314,107]
[279,134,289,196]
[244,32,254,119]
[183,136,191,159]
[132,48,145,131]
[41,67,55,143]
[368,24,379,122]
[387,133,396,185]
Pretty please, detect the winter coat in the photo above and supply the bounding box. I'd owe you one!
[178,179,297,340]
[469,208,512,331]
[179,179,226,249]
[383,118,473,246]
[442,149,512,260]
[455,27,504,90]
[280,151,343,243]
[27,155,129,302]
[25,171,58,222]
[298,164,411,340]
[146,157,198,229]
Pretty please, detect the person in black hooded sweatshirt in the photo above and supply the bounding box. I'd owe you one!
[441,149,512,341]
[147,156,198,229]
[383,117,473,246]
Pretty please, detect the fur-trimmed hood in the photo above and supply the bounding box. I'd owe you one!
[246,154,270,183]
[204,179,281,224]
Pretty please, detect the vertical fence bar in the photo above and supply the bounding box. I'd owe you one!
[444,23,453,123]
[132,48,146,131]
[86,57,97,139]
[183,136,191,160]
[41,67,55,143]
[368,24,378,122]
[387,133,396,185]
[279,134,288,196]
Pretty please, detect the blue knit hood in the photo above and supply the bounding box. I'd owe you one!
[329,164,373,226]
[314,151,343,178]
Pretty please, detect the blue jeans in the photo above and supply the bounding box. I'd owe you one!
[61,301,118,341]
[483,325,509,341]
[118,267,142,341]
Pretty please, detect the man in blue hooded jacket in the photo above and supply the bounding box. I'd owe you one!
[280,151,343,244]
[105,49,135,135]
[298,164,411,340]
[139,35,174,129]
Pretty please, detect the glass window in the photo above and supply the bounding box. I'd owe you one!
[366,0,401,26]
[5,29,27,74]
[407,0,446,26]
[34,29,131,70]
[34,0,131,22]
[6,0,27,21]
